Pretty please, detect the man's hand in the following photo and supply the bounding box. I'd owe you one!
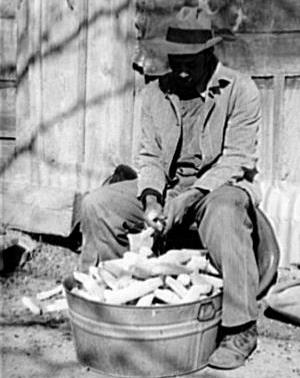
[163,188,206,234]
[144,195,165,232]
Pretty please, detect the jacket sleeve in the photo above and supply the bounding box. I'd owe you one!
[137,88,167,197]
[193,77,261,192]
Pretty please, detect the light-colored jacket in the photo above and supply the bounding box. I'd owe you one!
[137,63,262,205]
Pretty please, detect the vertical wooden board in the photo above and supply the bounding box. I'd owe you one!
[281,76,300,183]
[0,139,15,167]
[0,86,16,138]
[10,0,33,184]
[272,75,285,183]
[8,0,46,185]
[131,72,145,168]
[110,0,135,167]
[22,0,43,187]
[0,0,16,18]
[253,77,274,182]
[240,0,300,32]
[216,33,300,76]
[84,0,135,191]
[84,0,115,178]
[16,0,30,82]
[36,0,87,189]
[0,17,16,80]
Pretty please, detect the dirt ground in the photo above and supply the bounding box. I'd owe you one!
[1,232,300,378]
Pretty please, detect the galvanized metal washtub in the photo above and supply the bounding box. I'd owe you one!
[64,276,222,378]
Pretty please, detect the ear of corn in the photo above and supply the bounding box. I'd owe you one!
[71,244,223,306]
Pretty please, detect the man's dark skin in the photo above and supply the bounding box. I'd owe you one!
[144,49,216,234]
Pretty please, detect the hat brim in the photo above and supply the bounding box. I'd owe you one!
[133,36,222,76]
[140,36,222,55]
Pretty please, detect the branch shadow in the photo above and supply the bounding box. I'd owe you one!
[0,0,138,183]
[264,306,300,327]
[0,0,133,82]
[0,345,82,378]
[0,78,134,176]
[2,0,298,180]
[16,0,133,87]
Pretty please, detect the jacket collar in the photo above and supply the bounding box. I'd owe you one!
[161,63,233,176]
[165,63,232,102]
[165,63,232,127]
[197,62,232,100]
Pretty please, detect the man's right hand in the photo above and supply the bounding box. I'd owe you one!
[144,195,165,232]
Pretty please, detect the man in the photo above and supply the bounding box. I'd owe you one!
[80,8,262,370]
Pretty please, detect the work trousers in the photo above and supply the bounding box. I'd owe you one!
[80,179,259,327]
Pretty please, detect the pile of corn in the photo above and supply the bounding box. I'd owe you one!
[72,240,223,306]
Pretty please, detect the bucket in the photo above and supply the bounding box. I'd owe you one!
[64,276,222,378]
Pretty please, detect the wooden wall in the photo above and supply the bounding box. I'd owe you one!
[214,0,300,184]
[0,0,300,242]
[0,0,16,168]
[1,0,136,235]
[2,0,300,188]
[3,0,135,192]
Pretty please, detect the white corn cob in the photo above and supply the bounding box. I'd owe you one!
[198,274,223,289]
[151,261,192,276]
[22,296,42,315]
[89,266,105,284]
[186,255,208,272]
[123,253,154,278]
[73,271,105,300]
[100,259,131,278]
[71,287,101,302]
[136,293,154,306]
[177,274,191,287]
[22,296,68,314]
[165,276,188,298]
[158,249,206,264]
[190,272,212,286]
[115,275,136,290]
[97,268,118,290]
[182,283,213,303]
[157,249,192,264]
[36,285,63,301]
[138,246,153,257]
[154,289,181,305]
[127,227,154,252]
[43,298,68,313]
[205,262,220,276]
[104,277,163,305]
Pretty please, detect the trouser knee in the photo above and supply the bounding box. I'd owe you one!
[81,186,112,222]
[196,186,253,264]
[197,186,250,226]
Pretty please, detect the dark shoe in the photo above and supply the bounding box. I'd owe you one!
[208,322,258,370]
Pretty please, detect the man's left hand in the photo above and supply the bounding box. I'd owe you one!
[163,188,206,234]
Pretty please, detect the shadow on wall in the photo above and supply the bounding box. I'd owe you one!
[0,0,132,83]
[1,0,300,181]
[0,0,135,183]
[0,80,134,175]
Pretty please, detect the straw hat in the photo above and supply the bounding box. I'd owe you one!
[133,7,222,76]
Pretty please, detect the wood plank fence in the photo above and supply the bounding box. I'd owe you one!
[0,0,16,168]
[0,0,299,264]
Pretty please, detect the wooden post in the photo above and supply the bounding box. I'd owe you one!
[0,0,16,180]
[272,75,285,183]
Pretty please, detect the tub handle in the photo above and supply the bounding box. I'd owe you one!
[197,300,216,321]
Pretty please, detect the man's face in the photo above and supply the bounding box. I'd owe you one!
[168,51,207,90]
